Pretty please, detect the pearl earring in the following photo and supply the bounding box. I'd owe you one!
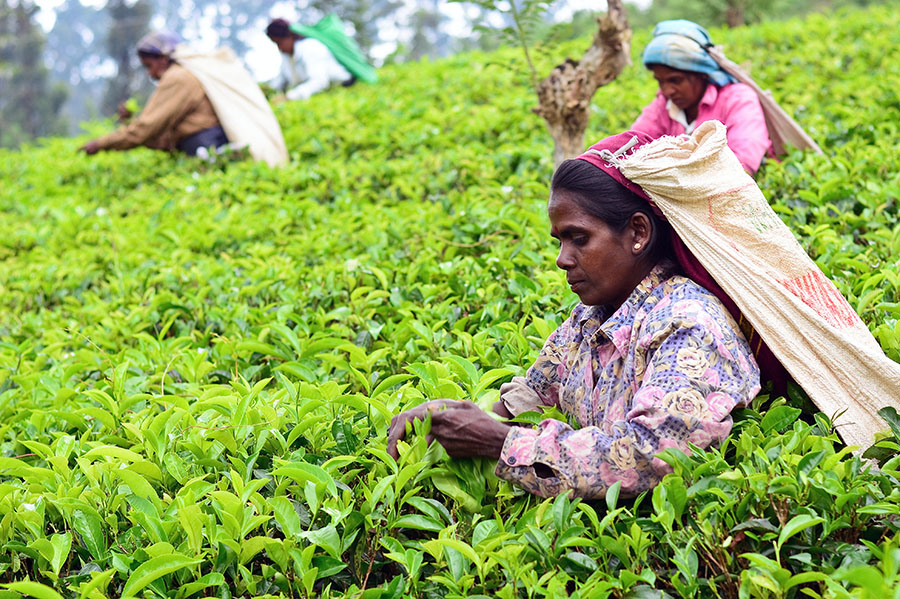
[634,243,642,250]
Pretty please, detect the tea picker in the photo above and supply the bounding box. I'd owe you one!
[631,20,820,175]
[388,123,899,500]
[265,14,377,102]
[80,30,288,167]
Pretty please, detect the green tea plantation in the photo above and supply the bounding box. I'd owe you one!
[2,4,900,598]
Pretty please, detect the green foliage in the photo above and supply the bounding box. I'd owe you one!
[0,4,899,598]
[627,0,887,29]
[451,0,556,91]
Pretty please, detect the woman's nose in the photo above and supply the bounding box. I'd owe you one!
[556,246,574,270]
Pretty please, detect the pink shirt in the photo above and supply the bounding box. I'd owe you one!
[631,82,773,173]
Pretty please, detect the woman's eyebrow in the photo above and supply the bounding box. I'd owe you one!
[555,225,589,238]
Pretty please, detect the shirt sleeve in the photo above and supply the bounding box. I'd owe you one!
[269,54,288,92]
[719,83,771,174]
[630,93,670,138]
[498,377,543,416]
[285,39,339,101]
[499,315,575,414]
[516,315,578,410]
[495,302,760,500]
[94,67,198,151]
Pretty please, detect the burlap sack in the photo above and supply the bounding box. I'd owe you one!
[600,120,899,448]
[706,46,822,157]
[174,46,289,167]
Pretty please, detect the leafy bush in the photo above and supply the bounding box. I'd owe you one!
[1,4,899,598]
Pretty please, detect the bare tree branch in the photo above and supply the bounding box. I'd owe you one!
[533,0,631,166]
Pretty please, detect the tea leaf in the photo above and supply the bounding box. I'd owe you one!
[121,554,202,597]
[761,406,802,434]
[2,582,64,599]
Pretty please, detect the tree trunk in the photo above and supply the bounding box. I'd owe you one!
[726,1,745,28]
[533,0,631,167]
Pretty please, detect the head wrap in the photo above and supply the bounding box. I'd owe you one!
[575,132,788,391]
[576,130,656,204]
[136,31,183,57]
[266,18,292,39]
[642,20,736,86]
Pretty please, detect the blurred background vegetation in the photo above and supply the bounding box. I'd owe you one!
[0,0,888,149]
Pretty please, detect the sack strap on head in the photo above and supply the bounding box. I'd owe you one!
[584,135,640,165]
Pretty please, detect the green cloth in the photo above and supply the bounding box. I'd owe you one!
[291,15,377,84]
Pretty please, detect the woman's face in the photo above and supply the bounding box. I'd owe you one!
[548,190,648,310]
[650,64,707,112]
[269,35,295,55]
[140,55,172,80]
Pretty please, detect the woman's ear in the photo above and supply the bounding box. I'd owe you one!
[629,213,653,255]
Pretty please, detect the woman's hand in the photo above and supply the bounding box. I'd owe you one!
[387,400,512,461]
[116,102,134,122]
[491,400,513,419]
[79,140,101,155]
[387,399,460,460]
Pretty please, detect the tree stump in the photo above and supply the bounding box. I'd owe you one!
[533,0,631,167]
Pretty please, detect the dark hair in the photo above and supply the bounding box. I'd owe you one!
[137,49,165,60]
[266,18,292,39]
[550,159,673,266]
[645,62,707,81]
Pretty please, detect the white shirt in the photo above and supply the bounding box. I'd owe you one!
[666,98,697,134]
[270,37,351,101]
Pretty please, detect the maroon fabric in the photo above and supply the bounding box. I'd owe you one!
[576,130,657,204]
[671,235,789,394]
[575,133,790,393]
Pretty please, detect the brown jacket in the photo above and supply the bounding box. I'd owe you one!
[96,63,220,151]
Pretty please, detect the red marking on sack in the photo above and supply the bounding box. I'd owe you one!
[704,182,758,204]
[779,270,860,328]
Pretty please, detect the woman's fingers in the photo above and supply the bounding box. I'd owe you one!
[491,400,513,418]
[387,410,419,459]
[386,400,461,459]
[80,140,100,155]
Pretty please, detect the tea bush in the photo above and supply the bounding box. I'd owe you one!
[1,4,900,598]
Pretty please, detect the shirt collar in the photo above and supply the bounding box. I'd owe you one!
[666,99,693,132]
[665,84,719,133]
[574,265,671,354]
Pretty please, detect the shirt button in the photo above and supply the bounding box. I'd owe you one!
[507,456,517,465]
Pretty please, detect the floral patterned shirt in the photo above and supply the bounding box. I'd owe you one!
[496,266,761,499]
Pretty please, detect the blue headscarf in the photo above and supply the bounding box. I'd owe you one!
[136,31,183,57]
[641,20,735,86]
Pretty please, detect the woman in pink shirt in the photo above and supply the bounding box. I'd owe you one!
[632,20,773,174]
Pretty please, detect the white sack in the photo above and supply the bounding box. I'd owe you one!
[174,46,288,167]
[604,120,898,449]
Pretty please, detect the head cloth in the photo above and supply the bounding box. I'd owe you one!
[642,20,735,86]
[575,132,788,391]
[136,31,183,57]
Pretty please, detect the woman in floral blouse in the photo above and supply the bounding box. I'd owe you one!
[387,131,761,500]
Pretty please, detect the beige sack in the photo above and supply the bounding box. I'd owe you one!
[174,46,288,167]
[707,46,822,157]
[602,121,898,449]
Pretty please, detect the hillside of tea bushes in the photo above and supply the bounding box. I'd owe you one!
[3,4,900,598]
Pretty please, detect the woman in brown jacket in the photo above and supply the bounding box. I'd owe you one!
[81,31,228,156]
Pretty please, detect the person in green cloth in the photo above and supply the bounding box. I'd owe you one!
[265,16,376,101]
